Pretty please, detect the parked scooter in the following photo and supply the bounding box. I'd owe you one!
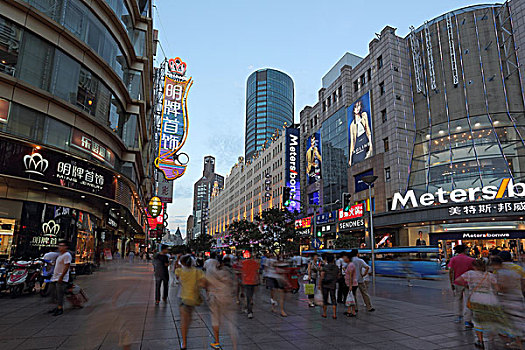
[7,260,42,298]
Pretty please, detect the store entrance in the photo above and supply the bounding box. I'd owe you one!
[440,238,524,261]
[0,218,15,260]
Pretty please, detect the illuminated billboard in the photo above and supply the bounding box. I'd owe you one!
[306,131,321,185]
[285,128,300,213]
[155,57,193,180]
[348,91,372,166]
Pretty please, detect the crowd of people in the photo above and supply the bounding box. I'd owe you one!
[449,244,524,349]
[150,247,377,350]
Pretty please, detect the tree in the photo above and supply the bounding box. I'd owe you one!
[258,208,299,256]
[226,219,261,252]
[334,234,361,250]
[187,233,216,253]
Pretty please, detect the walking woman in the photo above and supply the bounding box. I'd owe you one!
[343,251,358,317]
[307,253,321,307]
[175,255,206,350]
[456,259,503,349]
[319,254,339,319]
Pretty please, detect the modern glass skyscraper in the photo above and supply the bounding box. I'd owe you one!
[245,69,294,160]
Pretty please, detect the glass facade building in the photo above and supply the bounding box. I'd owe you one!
[245,69,294,160]
[321,107,348,207]
[407,4,525,197]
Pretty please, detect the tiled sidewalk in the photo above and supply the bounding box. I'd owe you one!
[0,262,480,350]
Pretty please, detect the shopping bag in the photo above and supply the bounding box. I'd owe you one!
[314,288,323,306]
[345,290,355,307]
[304,283,315,295]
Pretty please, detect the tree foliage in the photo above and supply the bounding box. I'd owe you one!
[225,208,299,255]
[187,233,216,253]
[334,234,361,250]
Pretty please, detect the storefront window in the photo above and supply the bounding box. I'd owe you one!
[16,32,54,91]
[75,211,96,264]
[0,16,21,77]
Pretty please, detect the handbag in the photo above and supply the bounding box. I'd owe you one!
[467,272,488,309]
[304,283,315,295]
[345,290,355,306]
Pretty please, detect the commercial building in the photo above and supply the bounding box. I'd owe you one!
[209,126,300,246]
[0,0,155,261]
[245,68,294,160]
[191,156,224,239]
[299,3,525,256]
[186,214,194,242]
[299,26,413,247]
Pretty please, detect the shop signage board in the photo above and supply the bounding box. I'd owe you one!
[157,172,173,203]
[391,178,525,210]
[147,197,162,218]
[430,232,525,242]
[0,137,115,198]
[70,129,115,167]
[0,98,9,123]
[316,211,336,224]
[338,217,365,231]
[285,128,301,213]
[447,201,525,216]
[155,57,193,180]
[107,209,118,229]
[319,223,335,234]
[295,216,312,229]
[338,204,364,221]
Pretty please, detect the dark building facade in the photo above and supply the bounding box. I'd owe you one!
[191,156,224,239]
[245,68,294,161]
[0,0,155,260]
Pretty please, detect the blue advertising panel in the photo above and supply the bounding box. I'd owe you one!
[316,210,336,224]
[306,131,322,185]
[285,128,301,213]
[355,169,374,193]
[348,92,372,166]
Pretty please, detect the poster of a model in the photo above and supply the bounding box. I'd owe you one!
[348,92,373,166]
[306,132,322,184]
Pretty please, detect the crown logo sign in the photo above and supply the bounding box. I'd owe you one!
[42,220,60,236]
[168,57,187,75]
[24,153,48,175]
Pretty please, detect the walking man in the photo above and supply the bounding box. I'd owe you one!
[350,249,375,312]
[49,240,72,316]
[448,244,474,327]
[153,245,170,305]
[241,249,259,319]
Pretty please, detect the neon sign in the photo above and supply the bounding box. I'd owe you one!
[155,57,193,180]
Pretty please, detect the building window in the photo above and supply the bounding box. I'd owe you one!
[310,119,314,128]
[385,167,391,181]
[338,86,343,99]
[367,68,372,81]
[387,198,393,211]
[383,137,389,152]
[381,109,387,123]
[360,74,366,86]
[332,92,337,104]
[379,81,385,95]
[353,80,359,92]
[377,55,383,69]
[322,101,326,112]
[327,96,331,108]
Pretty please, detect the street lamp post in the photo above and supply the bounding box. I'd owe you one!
[361,175,378,286]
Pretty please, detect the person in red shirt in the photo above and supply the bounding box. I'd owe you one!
[241,249,260,319]
[448,244,475,327]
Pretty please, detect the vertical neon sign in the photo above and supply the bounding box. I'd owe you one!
[155,57,193,180]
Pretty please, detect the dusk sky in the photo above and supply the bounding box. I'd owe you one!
[155,0,476,238]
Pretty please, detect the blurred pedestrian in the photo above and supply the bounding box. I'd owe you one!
[343,251,358,317]
[307,253,321,307]
[351,249,375,312]
[175,255,206,350]
[153,245,170,305]
[241,248,259,319]
[319,254,339,319]
[336,253,349,304]
[49,240,72,316]
[266,255,288,317]
[203,252,219,274]
[128,251,134,264]
[448,244,474,327]
[456,259,502,349]
[207,256,238,350]
[494,251,525,349]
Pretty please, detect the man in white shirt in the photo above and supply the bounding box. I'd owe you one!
[49,240,72,316]
[350,249,375,312]
[203,252,219,275]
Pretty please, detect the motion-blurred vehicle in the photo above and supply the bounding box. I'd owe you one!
[302,247,442,279]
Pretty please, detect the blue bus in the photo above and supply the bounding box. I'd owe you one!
[302,246,443,279]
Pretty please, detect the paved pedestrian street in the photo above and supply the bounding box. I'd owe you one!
[0,262,479,350]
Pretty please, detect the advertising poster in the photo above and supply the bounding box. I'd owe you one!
[348,91,373,166]
[157,172,174,203]
[306,131,322,184]
[285,128,300,213]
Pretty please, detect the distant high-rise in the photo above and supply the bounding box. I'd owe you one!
[245,69,294,160]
